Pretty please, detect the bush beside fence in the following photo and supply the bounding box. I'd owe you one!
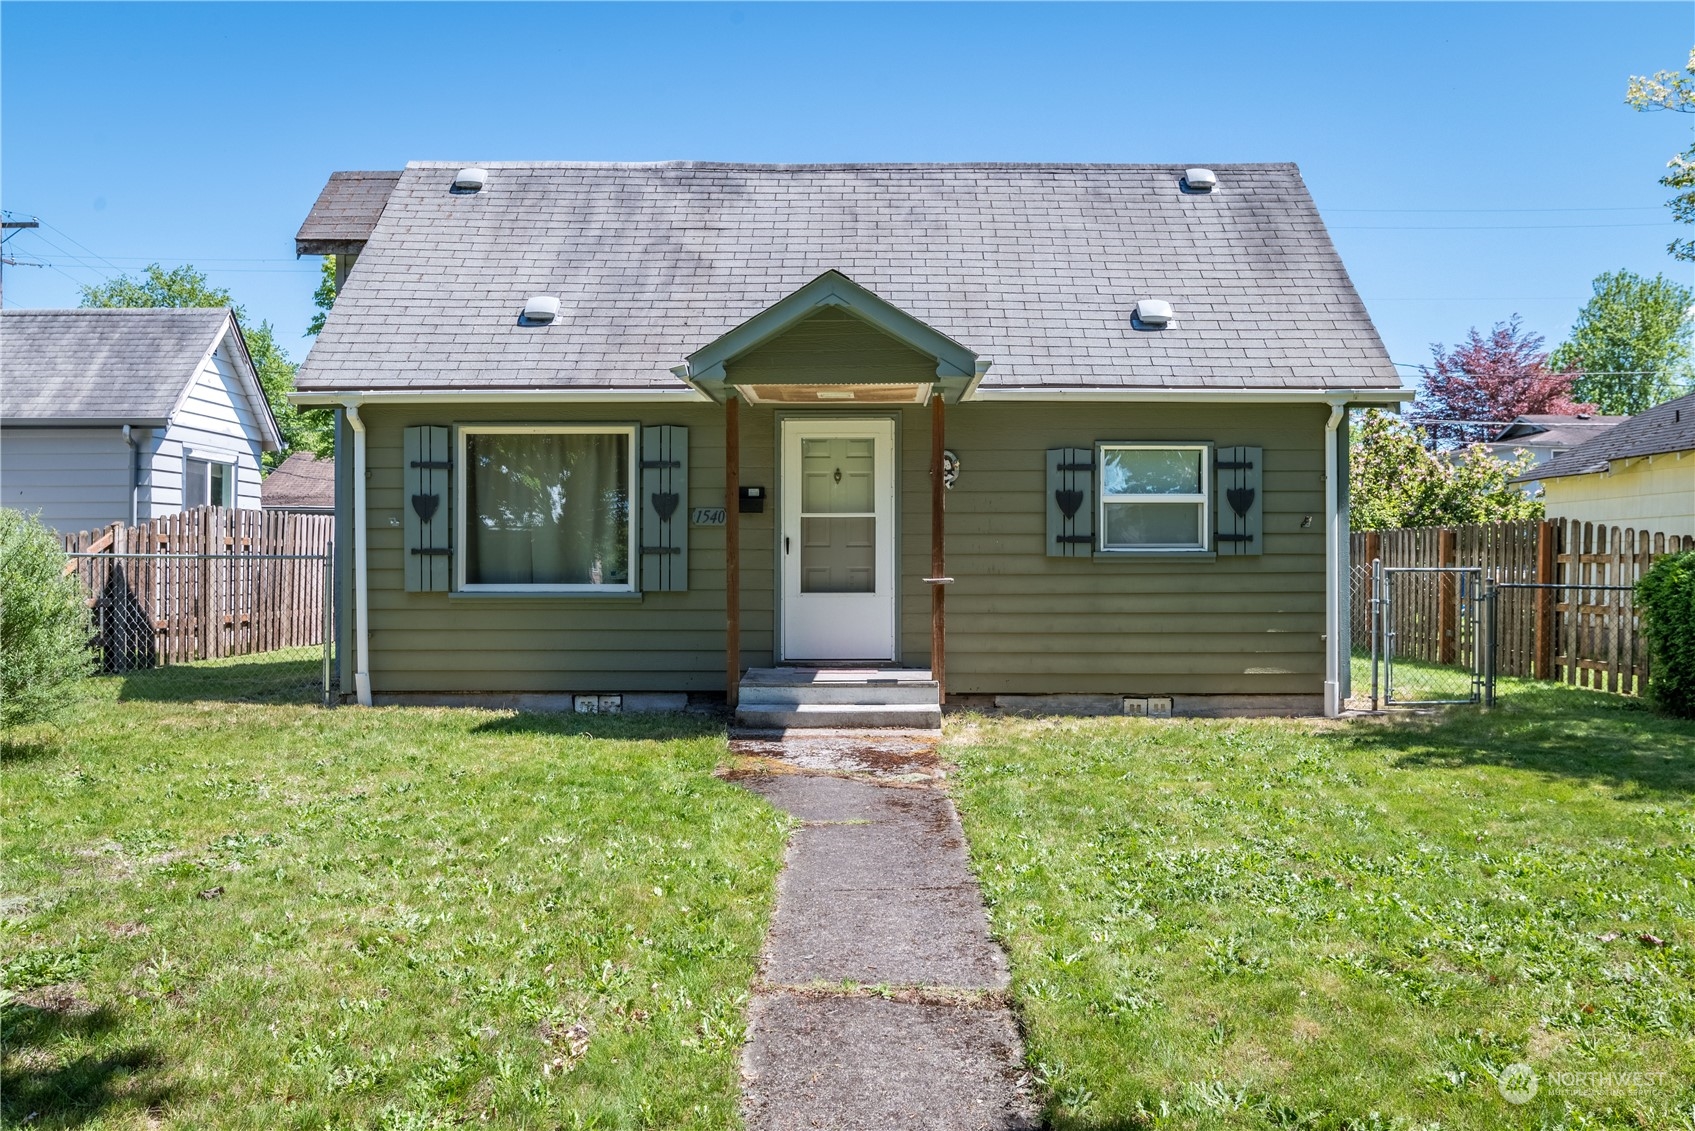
[1353,517,1694,697]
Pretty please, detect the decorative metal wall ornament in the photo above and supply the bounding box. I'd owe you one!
[1054,488,1084,519]
[942,449,960,489]
[1227,487,1256,519]
[652,492,679,522]
[411,494,440,524]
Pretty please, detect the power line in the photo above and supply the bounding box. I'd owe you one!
[1332,221,1672,231]
[1327,205,1663,214]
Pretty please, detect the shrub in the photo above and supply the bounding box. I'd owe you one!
[0,509,94,728]
[1636,550,1695,719]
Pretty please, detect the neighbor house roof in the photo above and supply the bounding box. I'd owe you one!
[1489,413,1626,447]
[295,170,404,255]
[1,308,280,447]
[1518,392,1695,482]
[261,451,335,511]
[294,161,1403,400]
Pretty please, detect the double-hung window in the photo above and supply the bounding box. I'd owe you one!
[1098,443,1210,552]
[457,425,636,592]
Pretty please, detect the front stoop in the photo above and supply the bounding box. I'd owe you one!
[735,667,941,730]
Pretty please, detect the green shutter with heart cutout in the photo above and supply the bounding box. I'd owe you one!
[640,425,688,591]
[403,425,453,591]
[1045,447,1094,557]
[1214,445,1263,556]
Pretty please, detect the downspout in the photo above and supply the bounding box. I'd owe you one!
[121,425,140,525]
[343,400,373,706]
[1323,399,1347,717]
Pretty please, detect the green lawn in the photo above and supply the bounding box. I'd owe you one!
[2,656,786,1130]
[947,700,1695,1130]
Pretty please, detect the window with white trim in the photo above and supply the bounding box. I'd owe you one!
[457,425,636,591]
[185,457,235,508]
[1098,443,1210,552]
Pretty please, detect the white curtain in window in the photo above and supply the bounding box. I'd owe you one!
[465,432,630,586]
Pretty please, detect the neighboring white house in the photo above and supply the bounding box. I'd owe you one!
[1480,412,1626,497]
[0,307,281,534]
[1517,392,1695,536]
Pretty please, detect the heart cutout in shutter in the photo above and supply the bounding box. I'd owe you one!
[1227,487,1255,518]
[652,492,679,522]
[412,494,440,524]
[1055,489,1083,519]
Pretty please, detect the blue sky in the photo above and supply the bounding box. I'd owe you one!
[3,2,1690,383]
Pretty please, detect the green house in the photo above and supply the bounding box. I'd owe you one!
[293,162,1407,719]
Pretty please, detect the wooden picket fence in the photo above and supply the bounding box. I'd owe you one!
[1352,517,1694,695]
[62,506,333,666]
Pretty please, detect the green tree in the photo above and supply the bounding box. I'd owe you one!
[1349,409,1542,531]
[306,255,336,336]
[0,509,94,728]
[1627,48,1695,261]
[79,263,332,462]
[1549,270,1694,413]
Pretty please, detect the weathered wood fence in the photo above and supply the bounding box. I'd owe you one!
[1352,518,1694,695]
[62,506,333,666]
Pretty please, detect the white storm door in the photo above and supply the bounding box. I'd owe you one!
[781,418,897,661]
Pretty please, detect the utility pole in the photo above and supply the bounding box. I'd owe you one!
[1,215,43,308]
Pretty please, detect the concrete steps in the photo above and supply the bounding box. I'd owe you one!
[735,668,941,730]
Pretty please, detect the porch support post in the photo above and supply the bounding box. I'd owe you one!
[930,394,946,704]
[725,393,741,709]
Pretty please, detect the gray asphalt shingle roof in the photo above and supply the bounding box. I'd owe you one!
[1,307,234,423]
[1521,392,1695,482]
[295,161,1401,396]
[261,452,335,510]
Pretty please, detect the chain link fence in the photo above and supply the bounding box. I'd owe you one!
[67,550,335,706]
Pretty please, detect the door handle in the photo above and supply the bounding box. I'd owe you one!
[785,536,790,554]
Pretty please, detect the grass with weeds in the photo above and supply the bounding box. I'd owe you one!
[947,694,1695,1130]
[2,654,784,1130]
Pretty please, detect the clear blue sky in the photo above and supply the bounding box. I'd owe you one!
[3,2,1690,383]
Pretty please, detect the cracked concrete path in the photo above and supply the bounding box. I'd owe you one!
[728,732,1037,1131]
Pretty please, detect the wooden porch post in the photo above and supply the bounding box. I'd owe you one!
[929,394,946,704]
[725,394,741,709]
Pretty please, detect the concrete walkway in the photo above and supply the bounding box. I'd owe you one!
[728,733,1037,1131]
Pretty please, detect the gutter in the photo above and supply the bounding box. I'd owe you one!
[1323,399,1346,718]
[343,400,373,706]
[966,387,1411,404]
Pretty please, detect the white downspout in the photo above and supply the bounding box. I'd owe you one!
[1323,399,1346,717]
[121,425,140,525]
[344,401,373,706]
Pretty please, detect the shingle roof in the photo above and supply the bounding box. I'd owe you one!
[295,161,1401,396]
[1,307,233,423]
[261,452,335,510]
[295,170,403,255]
[1491,414,1627,448]
[1520,392,1695,481]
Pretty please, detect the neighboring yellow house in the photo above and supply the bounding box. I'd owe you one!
[1520,391,1695,536]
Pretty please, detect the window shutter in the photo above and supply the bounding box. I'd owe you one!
[1214,445,1263,556]
[640,425,688,591]
[1045,447,1094,557]
[403,425,452,591]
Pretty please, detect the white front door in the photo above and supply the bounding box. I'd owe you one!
[781,417,897,661]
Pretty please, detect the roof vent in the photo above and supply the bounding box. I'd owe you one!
[521,295,560,324]
[1134,299,1173,329]
[453,167,487,192]
[1182,168,1218,193]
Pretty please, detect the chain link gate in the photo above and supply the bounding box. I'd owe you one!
[1367,562,1485,707]
[66,548,336,705]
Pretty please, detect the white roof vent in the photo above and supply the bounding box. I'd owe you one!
[453,167,487,192]
[521,295,560,324]
[1183,167,1218,192]
[1134,299,1173,328]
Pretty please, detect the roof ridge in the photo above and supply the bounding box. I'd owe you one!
[401,159,1302,172]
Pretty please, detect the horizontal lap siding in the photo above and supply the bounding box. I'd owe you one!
[939,402,1327,695]
[363,399,1328,697]
[0,428,129,532]
[364,402,743,693]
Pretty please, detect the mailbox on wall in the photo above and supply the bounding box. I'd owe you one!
[739,486,765,514]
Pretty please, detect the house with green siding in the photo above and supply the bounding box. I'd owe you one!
[292,162,1407,721]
